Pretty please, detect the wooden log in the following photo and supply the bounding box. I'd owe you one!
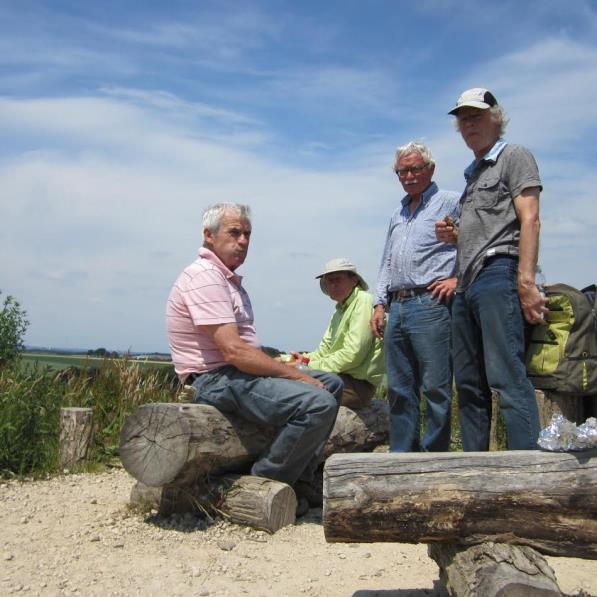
[323,450,597,560]
[119,400,388,488]
[428,542,562,597]
[59,407,94,468]
[535,389,586,428]
[129,475,296,533]
[322,398,388,459]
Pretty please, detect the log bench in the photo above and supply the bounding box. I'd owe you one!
[323,450,597,596]
[119,400,388,531]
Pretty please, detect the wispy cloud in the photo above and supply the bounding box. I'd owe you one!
[1,1,596,351]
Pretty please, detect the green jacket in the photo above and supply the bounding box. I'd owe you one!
[306,286,385,387]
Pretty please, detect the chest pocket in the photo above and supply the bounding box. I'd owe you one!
[473,175,501,209]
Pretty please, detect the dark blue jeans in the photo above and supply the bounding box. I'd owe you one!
[385,292,453,452]
[191,366,342,486]
[452,256,540,451]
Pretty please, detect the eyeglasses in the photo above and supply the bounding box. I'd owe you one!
[395,164,429,177]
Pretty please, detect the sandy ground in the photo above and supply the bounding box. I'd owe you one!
[1,465,596,597]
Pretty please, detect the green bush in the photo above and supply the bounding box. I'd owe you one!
[0,365,62,477]
[0,292,29,370]
[59,358,179,460]
[0,358,179,478]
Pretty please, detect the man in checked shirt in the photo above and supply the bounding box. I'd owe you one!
[370,141,460,452]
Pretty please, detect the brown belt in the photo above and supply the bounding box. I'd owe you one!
[390,287,429,301]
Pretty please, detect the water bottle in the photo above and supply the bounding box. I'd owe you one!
[296,356,311,371]
[535,265,547,320]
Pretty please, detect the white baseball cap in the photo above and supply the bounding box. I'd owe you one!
[448,88,498,115]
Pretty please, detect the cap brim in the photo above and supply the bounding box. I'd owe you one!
[318,273,368,296]
[448,101,492,115]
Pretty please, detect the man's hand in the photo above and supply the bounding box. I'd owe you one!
[435,217,458,244]
[428,277,457,303]
[296,373,325,389]
[370,305,386,338]
[518,282,549,325]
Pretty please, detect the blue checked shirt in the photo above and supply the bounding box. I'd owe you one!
[374,182,461,307]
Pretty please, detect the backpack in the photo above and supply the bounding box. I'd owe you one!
[526,283,597,396]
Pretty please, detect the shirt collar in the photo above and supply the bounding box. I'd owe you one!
[198,247,243,285]
[337,286,360,311]
[400,181,438,208]
[464,138,507,179]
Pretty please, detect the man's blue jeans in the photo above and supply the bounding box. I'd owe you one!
[452,256,540,451]
[385,292,452,452]
[191,366,342,486]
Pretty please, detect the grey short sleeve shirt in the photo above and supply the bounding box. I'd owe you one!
[456,142,542,291]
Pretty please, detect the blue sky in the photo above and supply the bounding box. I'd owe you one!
[2,0,597,353]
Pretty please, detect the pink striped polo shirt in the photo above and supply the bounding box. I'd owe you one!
[166,247,259,380]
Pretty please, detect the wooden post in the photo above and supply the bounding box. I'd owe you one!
[323,450,597,559]
[130,475,297,533]
[59,407,94,468]
[535,389,586,428]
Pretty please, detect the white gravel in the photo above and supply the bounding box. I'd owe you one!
[1,465,595,596]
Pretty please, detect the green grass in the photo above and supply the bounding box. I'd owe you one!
[1,356,181,478]
[22,352,172,371]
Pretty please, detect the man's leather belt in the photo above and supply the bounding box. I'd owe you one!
[390,287,429,301]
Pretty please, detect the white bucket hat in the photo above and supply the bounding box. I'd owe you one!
[316,257,368,296]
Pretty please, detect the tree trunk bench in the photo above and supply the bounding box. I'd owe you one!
[323,450,597,559]
[119,400,388,487]
[119,400,388,530]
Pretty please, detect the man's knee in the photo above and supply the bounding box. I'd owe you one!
[306,389,339,426]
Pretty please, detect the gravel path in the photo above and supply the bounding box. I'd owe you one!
[2,466,596,596]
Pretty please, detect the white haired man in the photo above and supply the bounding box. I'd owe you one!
[436,88,547,451]
[166,203,342,509]
[371,142,460,452]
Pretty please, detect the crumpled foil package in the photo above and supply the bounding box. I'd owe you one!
[538,414,597,451]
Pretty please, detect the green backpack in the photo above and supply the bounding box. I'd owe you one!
[526,283,597,396]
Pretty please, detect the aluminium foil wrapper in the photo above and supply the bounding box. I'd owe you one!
[538,413,597,451]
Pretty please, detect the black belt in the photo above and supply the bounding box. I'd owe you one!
[390,287,429,301]
[184,372,201,385]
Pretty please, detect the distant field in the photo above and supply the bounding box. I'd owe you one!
[22,352,173,371]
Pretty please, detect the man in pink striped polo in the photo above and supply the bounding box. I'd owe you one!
[166,202,342,509]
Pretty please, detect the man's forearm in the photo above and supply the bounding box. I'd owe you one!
[223,342,308,381]
[517,217,540,290]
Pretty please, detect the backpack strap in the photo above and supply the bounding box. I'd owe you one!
[581,284,597,336]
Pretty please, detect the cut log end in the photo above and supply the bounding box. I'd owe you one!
[129,475,296,533]
[120,403,190,487]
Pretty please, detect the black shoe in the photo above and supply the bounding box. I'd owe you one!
[294,480,323,508]
[295,495,310,518]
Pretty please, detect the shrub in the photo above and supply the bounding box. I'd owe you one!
[1,357,179,477]
[0,365,62,477]
[59,358,179,460]
[0,292,29,370]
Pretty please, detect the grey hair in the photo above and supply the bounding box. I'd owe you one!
[489,105,509,135]
[394,141,435,167]
[453,105,509,136]
[202,202,252,233]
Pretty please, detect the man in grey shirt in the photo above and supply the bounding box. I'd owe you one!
[371,141,459,452]
[436,88,548,451]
